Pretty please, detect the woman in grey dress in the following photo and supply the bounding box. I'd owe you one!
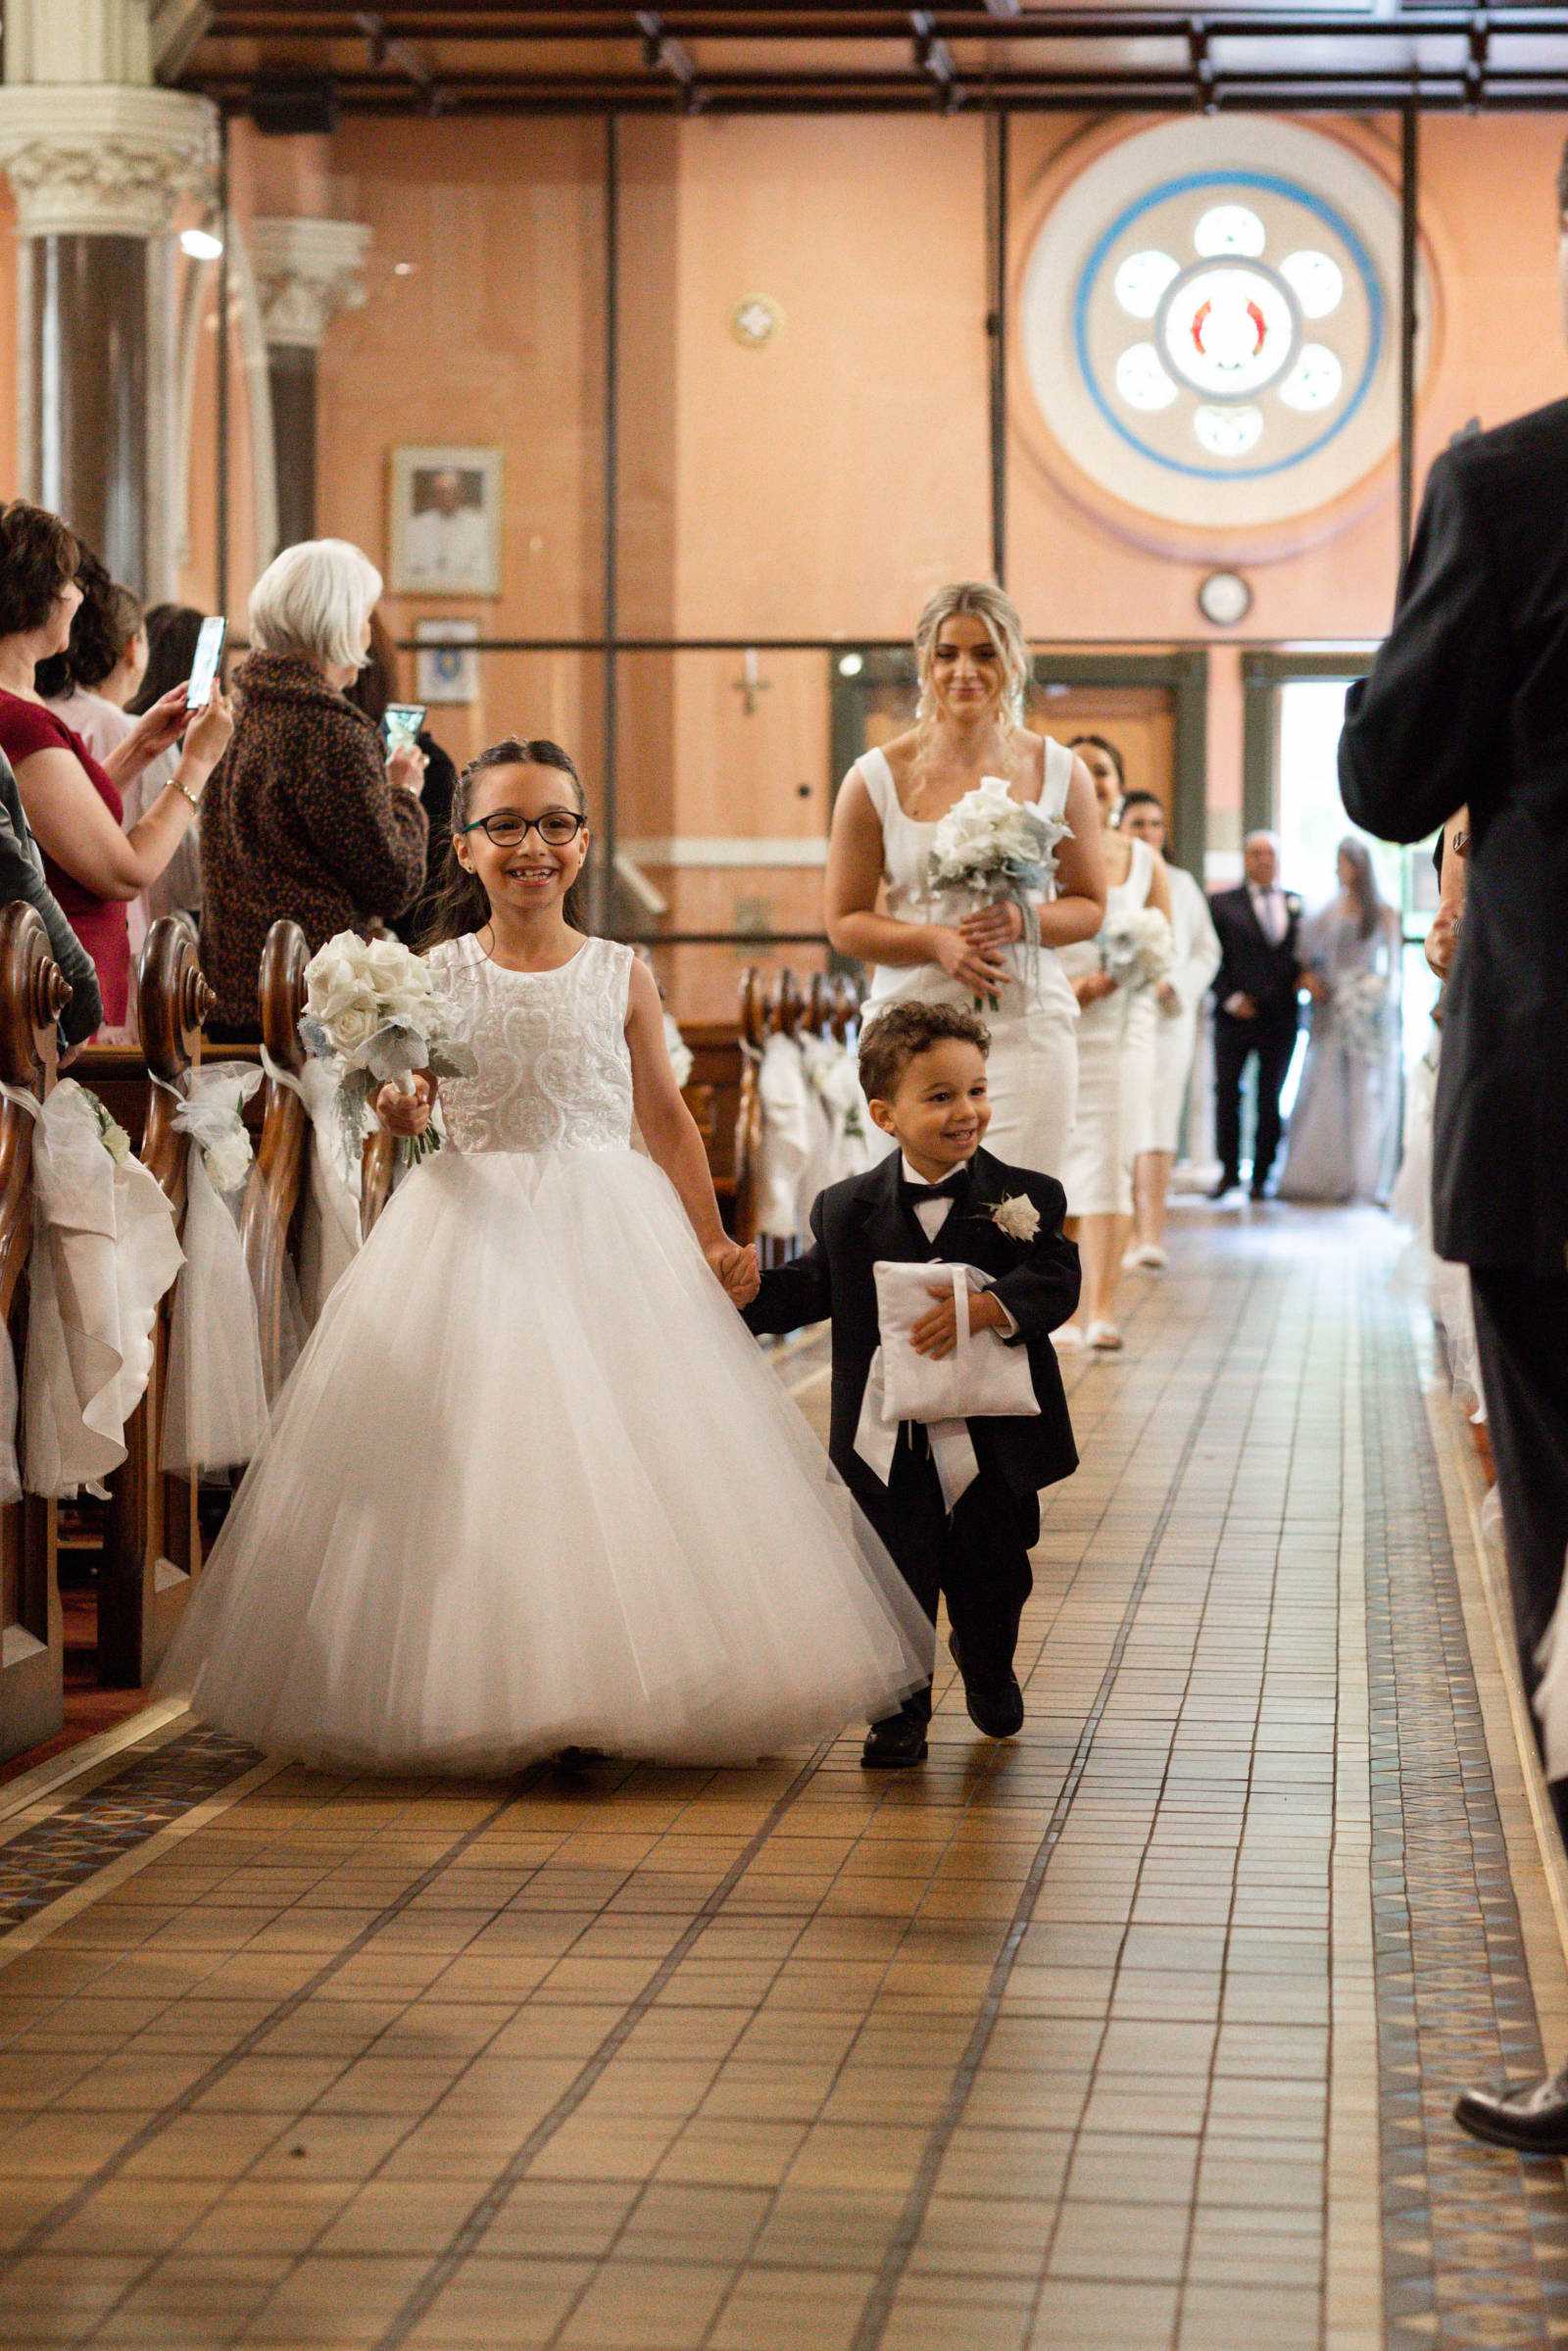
[1279,837,1402,1204]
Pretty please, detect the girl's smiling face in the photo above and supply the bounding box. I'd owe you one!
[455,759,590,917]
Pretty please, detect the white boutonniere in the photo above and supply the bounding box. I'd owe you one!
[987,1193,1041,1244]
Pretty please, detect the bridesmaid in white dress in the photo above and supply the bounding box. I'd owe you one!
[1057,738,1172,1350]
[825,582,1106,1181]
[1118,788,1221,1268]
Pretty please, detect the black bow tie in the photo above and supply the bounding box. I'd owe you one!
[902,1171,969,1208]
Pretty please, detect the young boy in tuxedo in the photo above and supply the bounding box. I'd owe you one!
[744,1003,1080,1767]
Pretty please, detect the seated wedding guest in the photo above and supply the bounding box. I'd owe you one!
[0,502,230,1037]
[123,604,210,928]
[1278,838,1402,1205]
[37,548,146,762]
[345,611,459,943]
[201,541,429,1044]
[745,1001,1081,1769]
[0,746,102,1053]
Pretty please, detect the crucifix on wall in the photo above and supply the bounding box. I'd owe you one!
[731,649,771,717]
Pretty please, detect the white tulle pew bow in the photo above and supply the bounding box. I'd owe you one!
[157,1064,270,1475]
[1,1079,183,1499]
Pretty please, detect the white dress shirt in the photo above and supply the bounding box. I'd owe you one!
[1250,883,1287,947]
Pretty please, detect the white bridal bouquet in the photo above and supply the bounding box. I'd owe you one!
[1099,906,1175,992]
[301,932,476,1161]
[1333,968,1390,1064]
[924,776,1071,1008]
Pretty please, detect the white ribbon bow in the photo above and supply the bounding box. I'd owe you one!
[155,1067,270,1476]
[854,1262,983,1513]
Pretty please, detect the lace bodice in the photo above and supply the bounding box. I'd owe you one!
[426,933,635,1154]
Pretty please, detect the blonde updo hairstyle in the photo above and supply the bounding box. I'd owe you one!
[911,581,1033,790]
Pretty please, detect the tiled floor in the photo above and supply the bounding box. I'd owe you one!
[1,1204,1565,2349]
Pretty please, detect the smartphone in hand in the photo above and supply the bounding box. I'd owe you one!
[186,615,227,710]
[382,703,426,755]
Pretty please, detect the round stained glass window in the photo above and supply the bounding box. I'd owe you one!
[1019,120,1426,529]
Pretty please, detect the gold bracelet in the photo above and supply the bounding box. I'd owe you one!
[172,777,202,812]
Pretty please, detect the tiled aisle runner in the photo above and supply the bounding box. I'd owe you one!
[0,1215,1564,2349]
[1363,1269,1568,2347]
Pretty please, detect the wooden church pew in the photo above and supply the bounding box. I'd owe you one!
[240,920,311,1397]
[99,918,214,1688]
[0,905,69,1763]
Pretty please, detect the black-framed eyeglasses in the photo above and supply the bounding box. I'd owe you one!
[460,810,586,848]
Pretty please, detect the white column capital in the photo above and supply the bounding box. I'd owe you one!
[250,215,372,350]
[0,84,217,238]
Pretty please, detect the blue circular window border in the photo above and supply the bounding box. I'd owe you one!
[1069,169,1385,483]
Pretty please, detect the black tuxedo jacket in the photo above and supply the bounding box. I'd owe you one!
[743,1146,1080,1524]
[1208,885,1304,1030]
[1341,397,1568,1275]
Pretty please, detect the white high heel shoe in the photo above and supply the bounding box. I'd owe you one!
[1086,1320,1124,1351]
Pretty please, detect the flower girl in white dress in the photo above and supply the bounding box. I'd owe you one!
[160,738,927,1773]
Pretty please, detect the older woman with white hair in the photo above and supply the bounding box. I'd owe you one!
[201,539,429,1041]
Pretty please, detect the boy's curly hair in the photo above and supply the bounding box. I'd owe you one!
[858,1001,991,1103]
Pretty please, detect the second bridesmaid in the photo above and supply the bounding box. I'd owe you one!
[825,582,1105,1182]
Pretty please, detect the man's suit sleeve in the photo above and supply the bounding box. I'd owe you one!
[1340,449,1511,845]
[990,1176,1081,1344]
[741,1195,833,1337]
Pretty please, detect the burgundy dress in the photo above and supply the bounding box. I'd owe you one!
[0,689,130,1031]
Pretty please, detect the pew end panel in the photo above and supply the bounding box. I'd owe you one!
[100,918,215,1689]
[241,921,311,1396]
[0,904,69,1764]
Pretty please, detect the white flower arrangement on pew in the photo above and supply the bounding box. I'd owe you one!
[1099,906,1176,993]
[923,775,1071,1009]
[301,932,475,1164]
[86,1093,133,1169]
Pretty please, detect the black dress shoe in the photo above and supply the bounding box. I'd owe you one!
[948,1636,1025,1739]
[861,1711,928,1769]
[1455,2065,1568,2154]
[1207,1175,1239,1201]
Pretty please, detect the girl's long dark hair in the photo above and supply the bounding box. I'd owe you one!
[420,737,591,950]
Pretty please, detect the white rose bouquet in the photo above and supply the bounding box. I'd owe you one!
[924,775,1071,1009]
[1332,968,1390,1064]
[1099,907,1175,993]
[301,932,476,1163]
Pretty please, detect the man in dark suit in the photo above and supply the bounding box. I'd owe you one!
[744,1002,1080,1768]
[1340,140,1568,2153]
[1207,832,1305,1199]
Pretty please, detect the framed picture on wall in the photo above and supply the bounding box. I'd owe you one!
[389,445,503,596]
[415,617,479,705]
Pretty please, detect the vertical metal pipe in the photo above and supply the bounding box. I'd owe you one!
[216,107,232,621]
[599,111,620,935]
[1398,98,1418,567]
[987,107,1009,589]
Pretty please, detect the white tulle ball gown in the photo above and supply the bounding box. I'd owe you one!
[159,933,927,1774]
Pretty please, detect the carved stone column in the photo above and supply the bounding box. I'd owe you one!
[249,216,372,550]
[0,82,217,596]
